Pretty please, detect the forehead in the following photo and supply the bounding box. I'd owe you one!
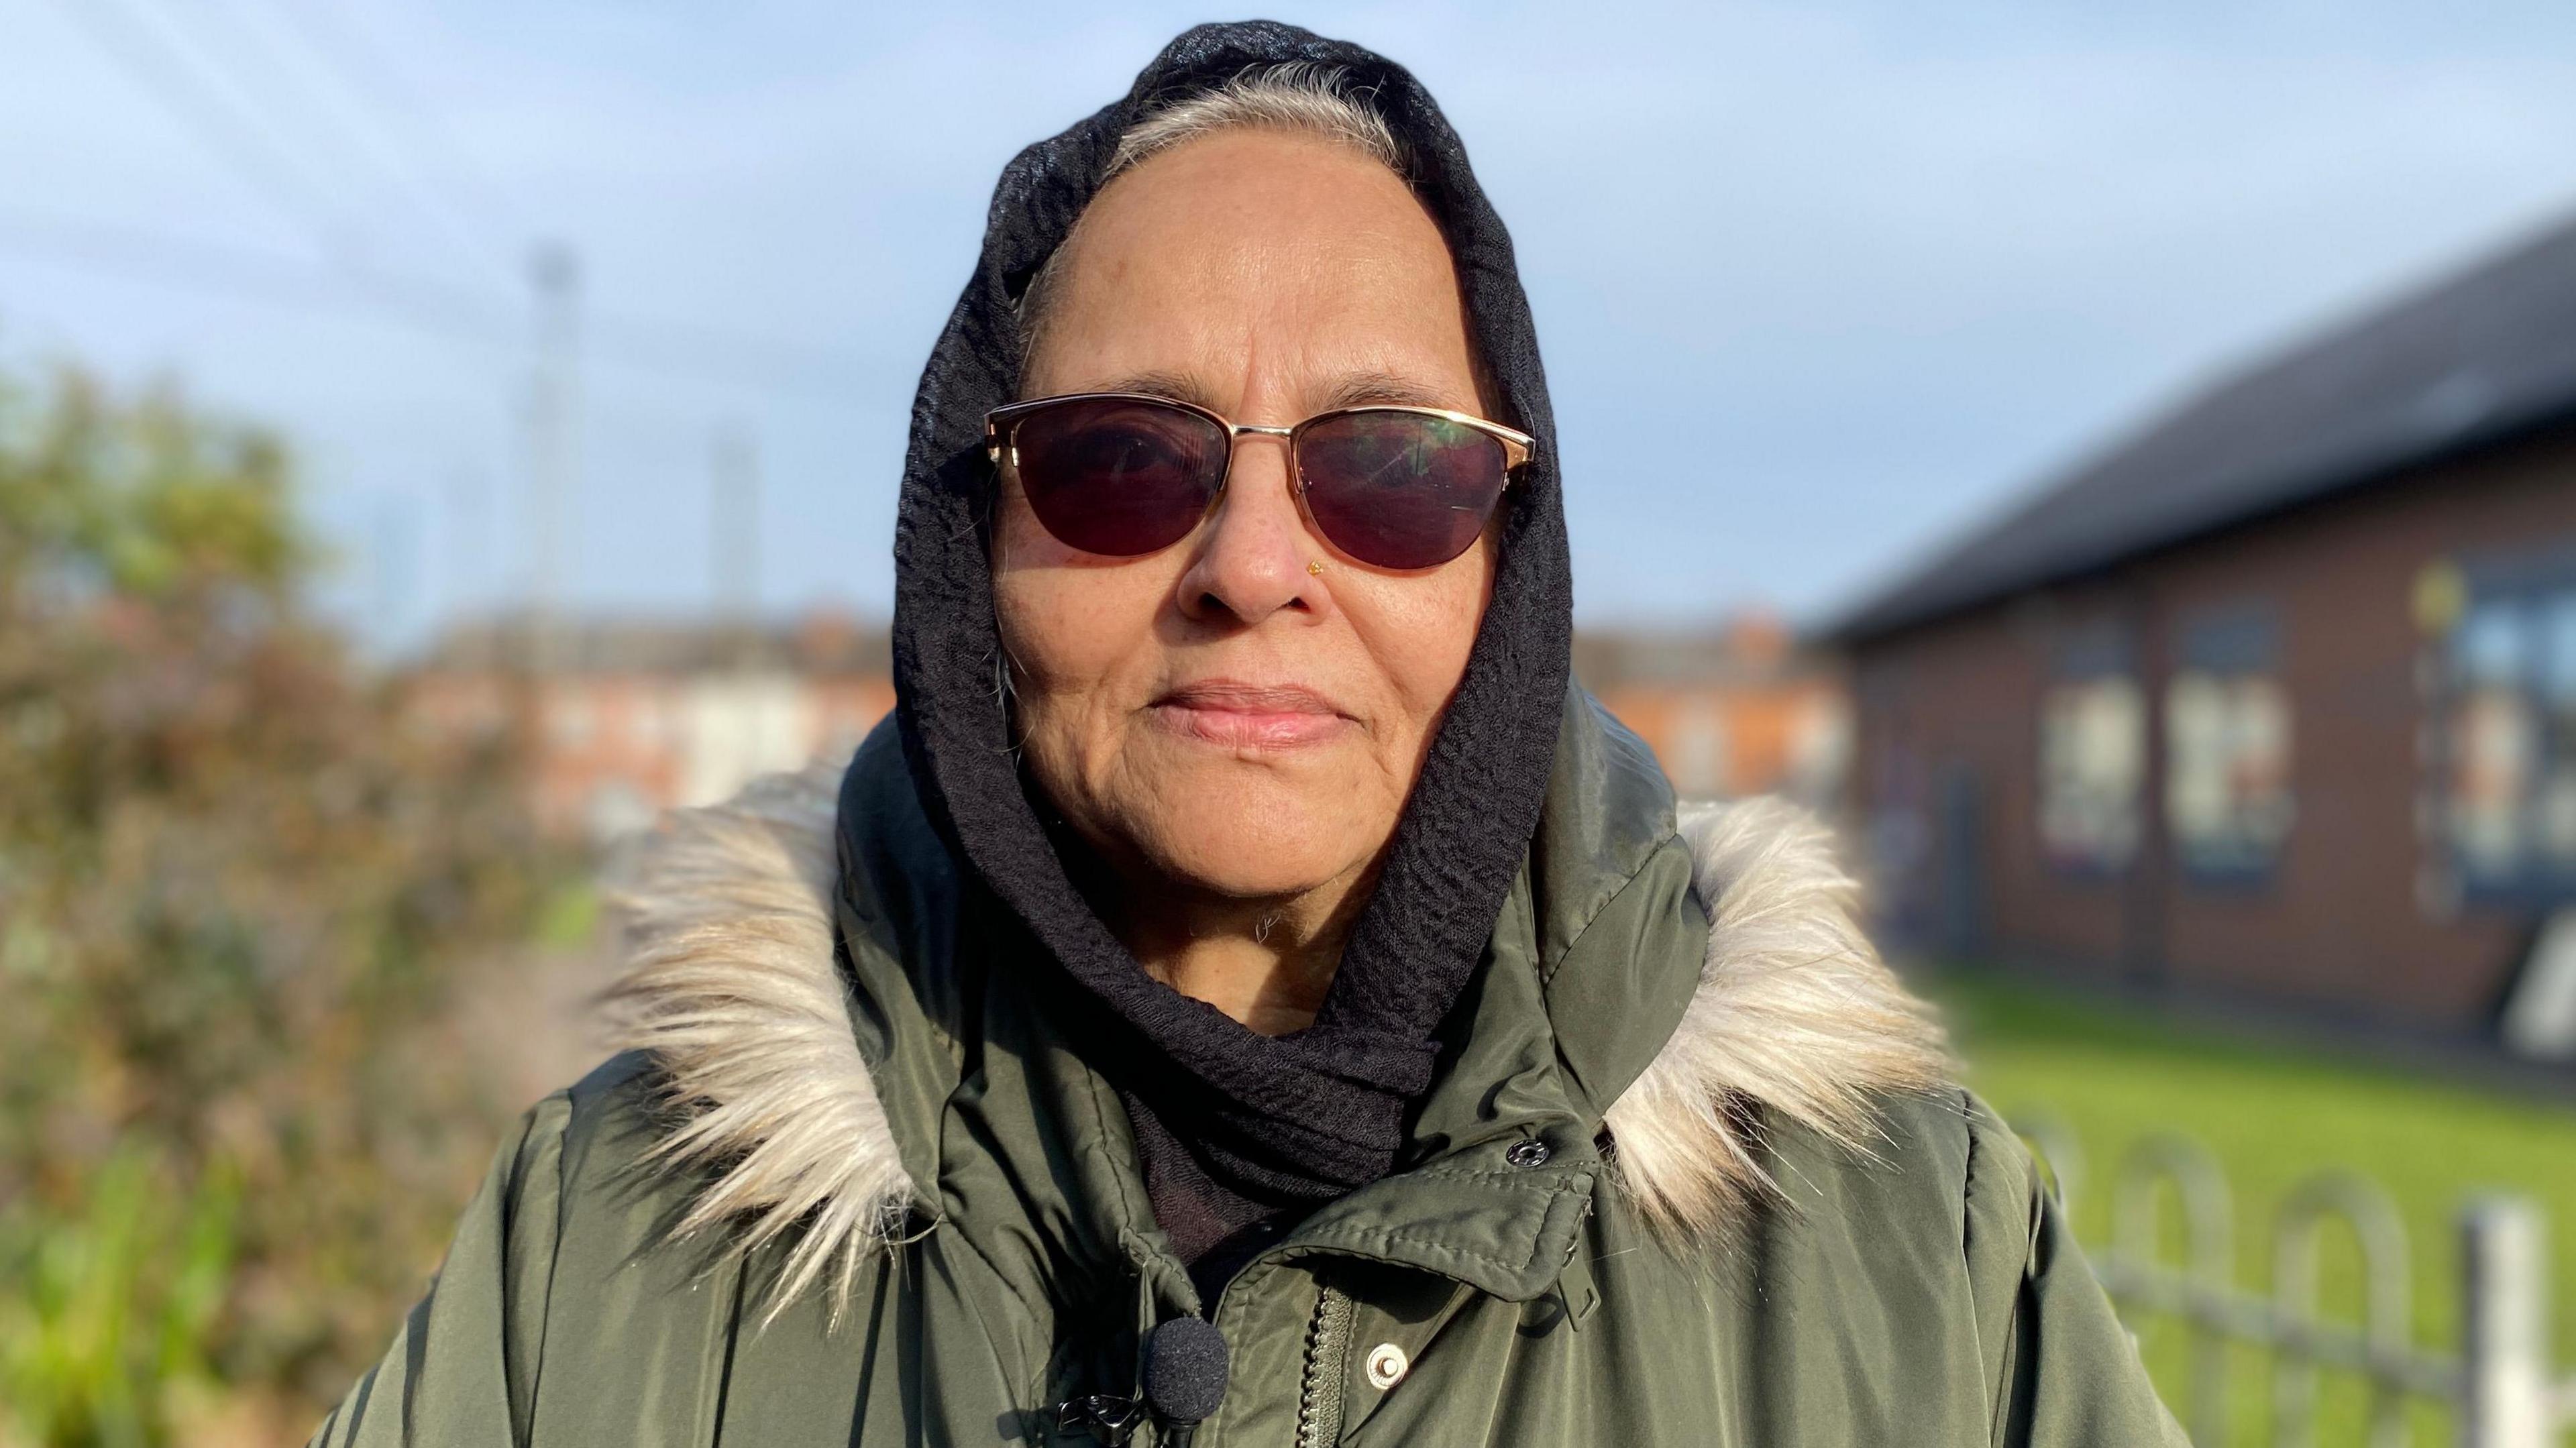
[1028,130,1480,404]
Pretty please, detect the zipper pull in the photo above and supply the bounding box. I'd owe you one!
[1554,1202,1600,1332]
[1555,1246,1600,1331]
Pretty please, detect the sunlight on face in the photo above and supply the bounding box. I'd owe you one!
[993,129,1499,907]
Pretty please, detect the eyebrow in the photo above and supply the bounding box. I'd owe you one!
[1089,370,1218,408]
[1314,370,1457,412]
[1084,368,1462,415]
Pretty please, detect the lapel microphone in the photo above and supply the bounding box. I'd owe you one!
[1142,1317,1230,1447]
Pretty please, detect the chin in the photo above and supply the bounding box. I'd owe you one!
[1134,777,1380,901]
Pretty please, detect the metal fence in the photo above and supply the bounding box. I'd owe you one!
[2012,1113,2575,1448]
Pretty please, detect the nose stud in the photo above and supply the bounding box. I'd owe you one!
[1307,559,1325,576]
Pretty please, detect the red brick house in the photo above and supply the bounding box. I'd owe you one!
[1833,214,2576,1056]
[408,608,1847,848]
[1576,614,1849,807]
[405,612,894,840]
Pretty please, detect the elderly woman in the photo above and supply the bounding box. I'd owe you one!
[316,23,2180,1448]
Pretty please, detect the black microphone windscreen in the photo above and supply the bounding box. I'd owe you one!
[1142,1317,1230,1423]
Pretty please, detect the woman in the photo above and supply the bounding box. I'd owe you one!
[315,23,2181,1447]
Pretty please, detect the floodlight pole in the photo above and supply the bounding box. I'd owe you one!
[525,241,581,675]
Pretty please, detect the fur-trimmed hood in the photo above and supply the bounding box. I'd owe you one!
[602,756,1947,1311]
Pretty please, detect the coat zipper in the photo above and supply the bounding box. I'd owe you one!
[1295,1284,1353,1448]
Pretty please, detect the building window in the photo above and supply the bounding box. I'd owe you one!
[2444,553,2576,899]
[2165,606,2294,879]
[2038,626,2143,873]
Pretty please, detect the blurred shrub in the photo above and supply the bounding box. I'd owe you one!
[0,366,566,1445]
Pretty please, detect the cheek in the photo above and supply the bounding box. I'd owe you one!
[1350,543,1496,718]
[989,487,1173,738]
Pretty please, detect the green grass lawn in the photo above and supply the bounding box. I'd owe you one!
[1935,970,2576,1446]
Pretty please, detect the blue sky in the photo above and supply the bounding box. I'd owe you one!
[7,1,2576,647]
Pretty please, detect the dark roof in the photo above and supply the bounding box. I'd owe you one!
[1831,209,2576,643]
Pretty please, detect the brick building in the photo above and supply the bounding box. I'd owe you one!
[1834,214,2576,1056]
[407,608,1843,844]
[1576,613,1849,807]
[405,612,894,840]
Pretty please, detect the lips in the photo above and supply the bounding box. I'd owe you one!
[1146,679,1356,750]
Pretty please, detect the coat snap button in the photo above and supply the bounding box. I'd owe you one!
[1505,1139,1551,1168]
[1364,1343,1409,1390]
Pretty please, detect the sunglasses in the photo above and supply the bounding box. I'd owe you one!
[983,392,1534,571]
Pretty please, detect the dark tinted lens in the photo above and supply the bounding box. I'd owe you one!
[1008,398,1226,556]
[1296,412,1508,569]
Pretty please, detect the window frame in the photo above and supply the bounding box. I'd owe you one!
[2164,603,2294,890]
[2035,620,2145,881]
[2440,541,2576,909]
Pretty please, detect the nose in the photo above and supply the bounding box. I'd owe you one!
[1172,430,1331,627]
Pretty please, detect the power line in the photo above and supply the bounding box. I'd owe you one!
[20,1,865,400]
[50,0,367,264]
[266,0,534,252]
[0,208,867,400]
[584,307,873,399]
[0,207,507,344]
[157,0,507,282]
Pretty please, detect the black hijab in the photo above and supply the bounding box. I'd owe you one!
[877,21,1572,1281]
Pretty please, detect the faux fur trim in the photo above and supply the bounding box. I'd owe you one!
[598,763,915,1317]
[1600,798,1949,1243]
[601,767,1947,1305]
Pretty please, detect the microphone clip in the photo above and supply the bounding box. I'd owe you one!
[1049,1393,1143,1445]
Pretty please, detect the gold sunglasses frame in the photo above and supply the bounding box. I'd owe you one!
[981,390,1535,565]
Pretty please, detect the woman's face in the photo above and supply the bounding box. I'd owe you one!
[994,129,1498,907]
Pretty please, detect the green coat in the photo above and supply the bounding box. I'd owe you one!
[313,697,2183,1447]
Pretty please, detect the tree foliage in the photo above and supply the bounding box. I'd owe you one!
[0,366,562,1445]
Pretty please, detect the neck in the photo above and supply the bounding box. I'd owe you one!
[1111,875,1369,1036]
